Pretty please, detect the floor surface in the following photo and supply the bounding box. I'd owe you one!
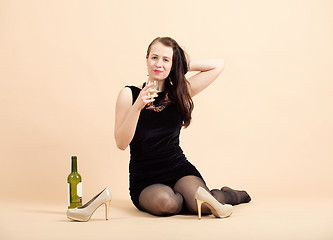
[1,196,332,240]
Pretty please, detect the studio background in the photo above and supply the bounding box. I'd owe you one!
[1,0,332,207]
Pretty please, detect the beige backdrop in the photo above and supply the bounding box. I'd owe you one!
[1,0,332,205]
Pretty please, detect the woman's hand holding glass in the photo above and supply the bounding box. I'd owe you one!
[135,81,158,110]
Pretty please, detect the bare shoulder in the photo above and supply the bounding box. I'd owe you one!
[116,86,132,106]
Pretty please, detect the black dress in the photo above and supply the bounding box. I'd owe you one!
[126,84,205,211]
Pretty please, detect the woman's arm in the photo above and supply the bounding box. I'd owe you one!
[187,59,225,97]
[114,83,157,150]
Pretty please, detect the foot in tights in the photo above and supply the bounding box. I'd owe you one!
[213,186,251,205]
[222,186,251,205]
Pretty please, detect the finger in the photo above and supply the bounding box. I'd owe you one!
[143,95,156,103]
[144,99,155,106]
[146,93,158,100]
[146,93,157,99]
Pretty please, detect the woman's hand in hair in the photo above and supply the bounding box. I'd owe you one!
[187,59,225,97]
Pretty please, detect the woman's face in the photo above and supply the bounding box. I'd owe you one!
[146,42,173,82]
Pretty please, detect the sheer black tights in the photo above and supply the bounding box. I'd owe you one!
[138,176,251,216]
[138,184,184,216]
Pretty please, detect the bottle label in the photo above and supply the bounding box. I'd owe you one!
[77,182,82,197]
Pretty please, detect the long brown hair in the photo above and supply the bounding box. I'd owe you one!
[146,37,193,128]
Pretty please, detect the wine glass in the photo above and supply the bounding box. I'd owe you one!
[147,80,159,92]
[146,80,159,109]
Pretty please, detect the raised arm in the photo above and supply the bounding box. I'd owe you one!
[187,59,225,97]
[114,83,157,150]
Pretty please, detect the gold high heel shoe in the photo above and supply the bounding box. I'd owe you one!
[195,186,233,220]
[67,188,112,222]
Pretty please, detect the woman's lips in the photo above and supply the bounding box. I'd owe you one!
[153,70,163,73]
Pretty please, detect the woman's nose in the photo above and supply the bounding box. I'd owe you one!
[156,59,162,67]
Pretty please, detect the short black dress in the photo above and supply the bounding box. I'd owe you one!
[126,84,205,211]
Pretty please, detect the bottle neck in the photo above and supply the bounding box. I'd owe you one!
[71,158,77,173]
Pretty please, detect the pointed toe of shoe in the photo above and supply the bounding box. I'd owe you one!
[215,203,233,218]
[67,208,91,221]
[223,204,233,217]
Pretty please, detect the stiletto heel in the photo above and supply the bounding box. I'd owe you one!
[67,188,112,222]
[194,186,233,219]
[196,199,204,220]
[105,200,111,220]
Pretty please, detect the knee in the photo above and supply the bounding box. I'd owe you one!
[155,195,181,215]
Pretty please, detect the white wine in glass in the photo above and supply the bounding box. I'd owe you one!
[146,80,159,109]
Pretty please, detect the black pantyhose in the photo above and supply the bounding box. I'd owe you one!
[138,176,251,216]
[211,186,251,205]
[138,184,184,216]
[173,175,212,214]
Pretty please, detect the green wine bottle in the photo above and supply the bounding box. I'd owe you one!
[67,156,82,209]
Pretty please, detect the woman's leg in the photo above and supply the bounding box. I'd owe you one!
[173,176,251,214]
[211,186,251,205]
[173,175,213,214]
[138,184,184,216]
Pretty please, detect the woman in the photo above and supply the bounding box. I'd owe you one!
[114,37,251,218]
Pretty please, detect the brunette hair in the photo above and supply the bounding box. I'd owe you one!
[146,37,193,128]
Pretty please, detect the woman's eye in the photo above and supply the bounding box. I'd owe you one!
[164,59,169,62]
[152,57,157,59]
